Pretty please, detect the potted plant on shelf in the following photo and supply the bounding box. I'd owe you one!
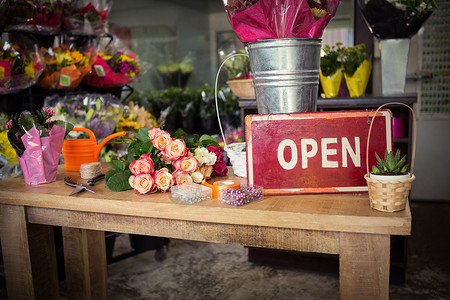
[319,43,344,98]
[364,102,416,212]
[341,44,371,97]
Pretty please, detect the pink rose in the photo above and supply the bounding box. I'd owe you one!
[172,170,193,185]
[130,156,154,175]
[153,168,174,192]
[173,156,198,173]
[164,139,187,160]
[207,145,223,162]
[151,130,172,151]
[148,127,163,140]
[172,158,182,171]
[213,161,228,177]
[132,173,155,194]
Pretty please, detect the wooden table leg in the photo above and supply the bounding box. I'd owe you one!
[62,227,107,300]
[0,204,59,300]
[339,232,390,300]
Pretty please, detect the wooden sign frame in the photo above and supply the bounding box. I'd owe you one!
[245,110,393,195]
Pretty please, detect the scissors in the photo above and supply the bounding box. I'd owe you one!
[64,174,105,196]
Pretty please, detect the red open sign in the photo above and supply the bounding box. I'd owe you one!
[245,110,393,195]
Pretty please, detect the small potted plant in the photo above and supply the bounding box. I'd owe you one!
[222,50,255,99]
[364,102,416,212]
[319,43,344,98]
[370,149,410,180]
[341,44,371,97]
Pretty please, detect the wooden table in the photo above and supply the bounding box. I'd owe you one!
[0,166,411,300]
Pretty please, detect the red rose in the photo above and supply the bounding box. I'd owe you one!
[207,145,223,162]
[213,160,228,177]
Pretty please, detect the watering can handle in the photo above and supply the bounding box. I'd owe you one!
[95,131,126,158]
[72,127,97,141]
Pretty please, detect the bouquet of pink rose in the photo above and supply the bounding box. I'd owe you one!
[105,127,228,194]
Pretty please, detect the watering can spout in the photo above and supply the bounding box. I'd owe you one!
[95,131,126,159]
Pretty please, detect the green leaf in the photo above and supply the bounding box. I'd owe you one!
[400,165,408,173]
[7,130,24,157]
[105,169,119,182]
[86,108,94,121]
[105,170,133,192]
[137,127,150,142]
[53,120,74,138]
[200,134,219,147]
[18,112,37,132]
[173,128,186,139]
[372,166,381,175]
[375,152,384,169]
[96,98,101,111]
[108,160,126,171]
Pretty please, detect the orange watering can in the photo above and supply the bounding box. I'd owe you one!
[62,128,126,171]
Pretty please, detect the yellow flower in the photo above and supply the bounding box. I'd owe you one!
[119,55,131,62]
[0,131,18,164]
[24,63,36,79]
[99,53,112,60]
[71,51,84,64]
[55,52,73,66]
[0,66,4,80]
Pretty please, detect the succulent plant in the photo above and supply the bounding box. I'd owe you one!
[371,149,408,175]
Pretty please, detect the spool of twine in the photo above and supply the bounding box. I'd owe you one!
[80,162,102,179]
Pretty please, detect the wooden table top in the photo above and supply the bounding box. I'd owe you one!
[0,166,411,236]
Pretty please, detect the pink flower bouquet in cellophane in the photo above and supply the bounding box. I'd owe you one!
[224,0,340,43]
[5,108,74,185]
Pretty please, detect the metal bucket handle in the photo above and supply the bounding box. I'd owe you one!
[214,53,249,150]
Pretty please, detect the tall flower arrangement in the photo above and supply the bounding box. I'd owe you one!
[105,127,227,194]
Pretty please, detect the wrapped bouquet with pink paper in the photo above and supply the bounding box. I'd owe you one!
[223,0,340,43]
[84,48,141,88]
[5,108,74,185]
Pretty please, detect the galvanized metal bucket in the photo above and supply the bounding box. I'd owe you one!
[246,38,321,114]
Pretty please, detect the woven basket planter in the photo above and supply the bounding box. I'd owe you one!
[365,174,415,212]
[365,102,417,212]
[227,79,255,99]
